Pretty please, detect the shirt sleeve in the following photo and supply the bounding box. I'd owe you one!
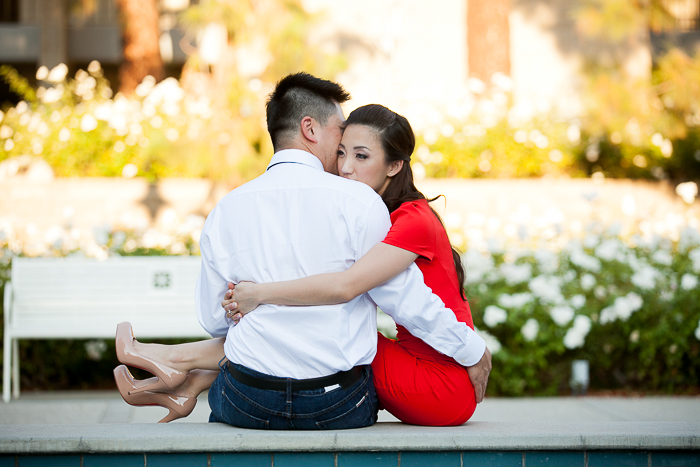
[355,196,392,257]
[195,206,233,338]
[368,264,486,366]
[382,201,436,260]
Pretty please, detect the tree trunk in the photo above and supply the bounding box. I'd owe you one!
[467,0,511,83]
[115,0,164,95]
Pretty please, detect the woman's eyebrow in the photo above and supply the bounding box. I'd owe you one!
[354,146,371,151]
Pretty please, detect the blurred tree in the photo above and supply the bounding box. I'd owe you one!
[115,0,164,95]
[467,0,511,82]
[177,0,347,182]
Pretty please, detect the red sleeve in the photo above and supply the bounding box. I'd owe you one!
[381,201,436,260]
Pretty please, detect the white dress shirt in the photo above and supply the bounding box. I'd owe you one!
[196,149,485,378]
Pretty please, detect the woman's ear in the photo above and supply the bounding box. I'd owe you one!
[300,116,317,144]
[387,160,404,178]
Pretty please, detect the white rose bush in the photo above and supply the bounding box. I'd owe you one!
[464,226,700,396]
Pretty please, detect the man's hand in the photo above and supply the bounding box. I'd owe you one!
[466,347,492,403]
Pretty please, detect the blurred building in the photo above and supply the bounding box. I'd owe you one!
[1,0,699,125]
[0,0,189,102]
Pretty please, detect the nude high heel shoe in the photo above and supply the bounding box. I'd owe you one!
[113,365,196,423]
[115,322,187,395]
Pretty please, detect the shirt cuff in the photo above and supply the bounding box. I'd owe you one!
[452,327,487,367]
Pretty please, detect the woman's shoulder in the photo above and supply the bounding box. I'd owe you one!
[390,198,432,221]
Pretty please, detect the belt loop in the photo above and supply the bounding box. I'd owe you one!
[286,378,292,419]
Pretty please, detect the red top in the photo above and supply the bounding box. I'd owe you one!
[382,199,474,361]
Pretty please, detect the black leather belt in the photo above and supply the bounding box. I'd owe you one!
[227,363,363,391]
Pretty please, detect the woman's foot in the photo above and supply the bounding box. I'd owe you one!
[113,365,196,423]
[115,322,188,394]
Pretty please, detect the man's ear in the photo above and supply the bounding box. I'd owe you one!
[387,160,404,177]
[300,116,318,144]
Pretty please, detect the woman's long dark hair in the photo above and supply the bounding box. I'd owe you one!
[345,104,467,300]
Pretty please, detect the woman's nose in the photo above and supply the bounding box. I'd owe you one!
[339,159,353,175]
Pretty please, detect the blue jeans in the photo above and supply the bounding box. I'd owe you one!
[208,362,378,430]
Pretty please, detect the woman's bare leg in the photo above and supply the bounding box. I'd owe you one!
[132,337,226,372]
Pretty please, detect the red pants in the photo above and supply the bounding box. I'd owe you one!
[371,333,477,426]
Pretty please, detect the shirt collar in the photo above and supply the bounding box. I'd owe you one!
[266,149,325,172]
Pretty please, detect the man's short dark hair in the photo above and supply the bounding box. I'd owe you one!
[266,72,351,151]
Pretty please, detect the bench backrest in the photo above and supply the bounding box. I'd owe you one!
[6,256,210,339]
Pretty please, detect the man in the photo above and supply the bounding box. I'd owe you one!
[197,72,490,430]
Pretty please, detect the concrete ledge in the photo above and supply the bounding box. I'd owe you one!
[1,422,698,454]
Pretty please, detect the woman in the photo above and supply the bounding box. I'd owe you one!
[115,104,480,426]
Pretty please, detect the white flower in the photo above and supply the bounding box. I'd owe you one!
[631,265,659,290]
[569,247,602,272]
[679,228,700,253]
[690,249,700,273]
[680,274,698,291]
[580,273,596,291]
[595,239,624,262]
[475,327,502,354]
[660,139,673,157]
[80,114,98,132]
[695,319,700,341]
[498,293,533,309]
[0,125,13,139]
[41,86,63,104]
[483,305,508,327]
[47,63,68,83]
[550,305,575,326]
[499,262,532,285]
[583,234,600,249]
[521,318,539,342]
[630,330,640,343]
[92,224,111,246]
[463,250,495,284]
[675,182,697,205]
[84,339,107,361]
[563,315,592,349]
[535,249,559,273]
[88,60,102,74]
[58,127,71,142]
[36,66,49,81]
[529,275,564,304]
[599,292,644,324]
[651,249,673,266]
[122,164,138,179]
[570,294,586,309]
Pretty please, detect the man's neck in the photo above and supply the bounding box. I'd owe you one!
[277,142,326,170]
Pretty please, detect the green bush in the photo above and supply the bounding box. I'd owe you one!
[1,206,699,394]
[410,64,700,183]
[463,227,700,396]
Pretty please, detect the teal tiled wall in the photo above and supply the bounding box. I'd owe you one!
[2,450,699,466]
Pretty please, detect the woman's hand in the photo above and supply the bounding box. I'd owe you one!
[222,281,261,323]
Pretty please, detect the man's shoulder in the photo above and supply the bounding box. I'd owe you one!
[218,168,382,208]
[316,172,382,205]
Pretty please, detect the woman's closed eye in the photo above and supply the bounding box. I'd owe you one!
[355,152,368,160]
[337,149,346,158]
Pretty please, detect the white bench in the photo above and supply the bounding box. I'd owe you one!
[3,256,209,403]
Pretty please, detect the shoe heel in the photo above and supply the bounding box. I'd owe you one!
[128,378,170,395]
[158,408,181,423]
